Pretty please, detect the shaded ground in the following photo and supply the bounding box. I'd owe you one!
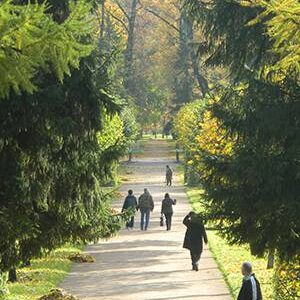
[60,139,231,300]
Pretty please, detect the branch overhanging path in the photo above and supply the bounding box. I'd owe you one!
[60,139,231,300]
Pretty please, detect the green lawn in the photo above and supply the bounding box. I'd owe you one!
[6,245,82,300]
[186,187,274,300]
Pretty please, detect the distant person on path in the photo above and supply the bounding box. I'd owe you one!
[138,188,154,231]
[122,190,138,230]
[161,193,176,231]
[183,212,208,271]
[237,262,263,300]
[166,165,173,186]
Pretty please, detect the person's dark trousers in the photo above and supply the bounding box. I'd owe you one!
[190,251,201,271]
[164,213,173,230]
[166,179,172,186]
[126,216,134,229]
[140,208,151,230]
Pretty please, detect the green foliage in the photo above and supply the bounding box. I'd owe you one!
[0,272,8,298]
[0,0,137,285]
[274,255,300,300]
[183,0,300,262]
[244,0,300,75]
[0,0,95,98]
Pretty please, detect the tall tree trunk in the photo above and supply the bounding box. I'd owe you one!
[174,11,193,104]
[267,249,275,269]
[8,268,17,283]
[100,0,106,39]
[184,12,209,97]
[124,0,138,95]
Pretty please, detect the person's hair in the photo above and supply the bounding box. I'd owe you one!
[144,188,148,193]
[166,165,169,168]
[165,193,169,198]
[242,262,253,274]
[128,189,133,195]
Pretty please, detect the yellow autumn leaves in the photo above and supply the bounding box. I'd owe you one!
[174,97,234,171]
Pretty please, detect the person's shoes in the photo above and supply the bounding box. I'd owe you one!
[194,264,199,272]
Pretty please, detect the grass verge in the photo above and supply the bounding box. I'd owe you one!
[186,187,274,300]
[7,245,82,300]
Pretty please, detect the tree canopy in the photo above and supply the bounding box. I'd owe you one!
[174,0,300,261]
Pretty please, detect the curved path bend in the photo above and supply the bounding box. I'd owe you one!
[61,139,231,300]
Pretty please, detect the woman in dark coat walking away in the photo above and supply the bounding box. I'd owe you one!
[161,193,176,231]
[183,211,208,271]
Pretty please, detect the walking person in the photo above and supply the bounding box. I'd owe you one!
[138,188,154,231]
[183,211,208,271]
[237,262,263,300]
[161,193,176,231]
[122,189,138,230]
[166,165,173,186]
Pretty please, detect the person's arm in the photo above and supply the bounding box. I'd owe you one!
[202,224,208,244]
[137,196,141,210]
[183,215,190,227]
[256,279,263,300]
[122,198,128,212]
[150,196,154,211]
[237,281,250,300]
[134,197,138,210]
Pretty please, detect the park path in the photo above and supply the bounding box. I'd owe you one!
[60,139,231,300]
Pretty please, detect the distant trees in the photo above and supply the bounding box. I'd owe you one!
[176,0,300,265]
[0,0,136,285]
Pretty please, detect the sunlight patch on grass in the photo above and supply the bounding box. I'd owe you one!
[7,245,82,300]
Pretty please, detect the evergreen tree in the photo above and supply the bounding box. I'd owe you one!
[0,0,94,98]
[0,0,133,281]
[184,0,300,259]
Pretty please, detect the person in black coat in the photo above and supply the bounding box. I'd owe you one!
[237,262,263,300]
[183,211,208,271]
[122,189,138,229]
[161,193,176,231]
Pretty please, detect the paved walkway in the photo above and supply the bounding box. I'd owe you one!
[61,139,231,300]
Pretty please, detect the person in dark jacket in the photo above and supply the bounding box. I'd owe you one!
[122,189,138,229]
[138,188,154,231]
[237,262,263,300]
[161,193,176,231]
[166,165,173,186]
[183,211,208,271]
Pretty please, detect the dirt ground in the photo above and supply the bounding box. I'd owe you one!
[60,139,231,300]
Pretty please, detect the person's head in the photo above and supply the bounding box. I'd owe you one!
[165,193,170,199]
[144,188,148,194]
[166,165,169,169]
[128,189,133,195]
[241,262,253,276]
[190,212,203,224]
